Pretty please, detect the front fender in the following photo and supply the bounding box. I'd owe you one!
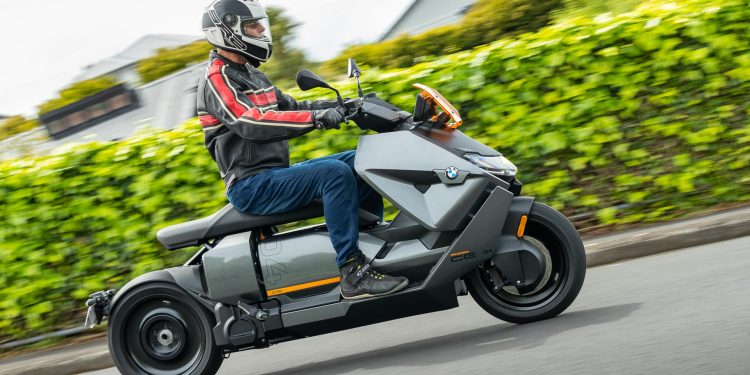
[501,196,535,238]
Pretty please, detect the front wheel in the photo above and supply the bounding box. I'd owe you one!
[466,202,586,324]
[107,282,223,375]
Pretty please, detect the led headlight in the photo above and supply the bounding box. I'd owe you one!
[464,153,517,177]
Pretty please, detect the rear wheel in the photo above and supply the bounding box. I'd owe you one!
[466,202,586,324]
[108,282,223,375]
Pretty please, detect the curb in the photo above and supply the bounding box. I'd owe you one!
[2,206,749,375]
[16,349,112,375]
[0,343,113,375]
[584,206,750,267]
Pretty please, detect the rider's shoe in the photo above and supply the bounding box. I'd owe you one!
[339,251,409,300]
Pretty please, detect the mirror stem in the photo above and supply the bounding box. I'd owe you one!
[331,87,344,106]
[355,75,364,98]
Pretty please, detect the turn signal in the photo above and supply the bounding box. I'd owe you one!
[517,215,528,238]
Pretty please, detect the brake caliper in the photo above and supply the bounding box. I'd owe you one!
[84,289,116,328]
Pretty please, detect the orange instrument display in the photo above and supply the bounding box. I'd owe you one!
[413,83,463,129]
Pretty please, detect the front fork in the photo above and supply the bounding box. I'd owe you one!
[481,196,546,293]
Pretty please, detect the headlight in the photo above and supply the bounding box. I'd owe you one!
[464,153,517,177]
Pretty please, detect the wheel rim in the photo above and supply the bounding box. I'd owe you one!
[121,294,206,374]
[140,314,186,361]
[478,218,570,311]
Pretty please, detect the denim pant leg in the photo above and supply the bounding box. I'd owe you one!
[293,150,384,220]
[227,160,360,267]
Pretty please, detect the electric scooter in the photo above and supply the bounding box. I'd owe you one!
[84,59,586,375]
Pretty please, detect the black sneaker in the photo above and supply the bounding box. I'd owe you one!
[339,252,409,300]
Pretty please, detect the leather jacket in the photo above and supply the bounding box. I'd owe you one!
[196,50,338,189]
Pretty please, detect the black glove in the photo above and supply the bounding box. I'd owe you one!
[313,107,346,130]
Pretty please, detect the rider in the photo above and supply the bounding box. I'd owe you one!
[198,0,409,299]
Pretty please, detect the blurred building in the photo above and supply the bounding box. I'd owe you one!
[0,62,206,160]
[40,84,140,140]
[47,63,204,144]
[74,34,201,85]
[380,0,476,41]
[0,33,208,160]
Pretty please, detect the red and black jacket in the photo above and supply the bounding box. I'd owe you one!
[197,51,337,189]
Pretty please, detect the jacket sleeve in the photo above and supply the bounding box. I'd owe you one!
[204,64,316,143]
[275,87,340,111]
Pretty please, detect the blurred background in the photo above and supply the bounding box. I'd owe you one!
[1,0,749,353]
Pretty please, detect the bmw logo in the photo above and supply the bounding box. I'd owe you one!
[445,167,459,180]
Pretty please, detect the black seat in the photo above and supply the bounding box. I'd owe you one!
[156,201,381,250]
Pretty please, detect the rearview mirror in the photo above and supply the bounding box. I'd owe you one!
[296,70,331,91]
[348,58,362,78]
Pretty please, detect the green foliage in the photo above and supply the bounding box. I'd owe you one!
[0,116,39,140]
[138,41,212,84]
[320,0,564,74]
[0,123,225,341]
[37,76,119,116]
[559,0,643,19]
[137,7,309,86]
[3,0,750,341]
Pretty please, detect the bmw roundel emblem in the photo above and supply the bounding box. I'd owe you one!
[445,167,459,180]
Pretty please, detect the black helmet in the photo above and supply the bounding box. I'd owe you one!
[202,0,273,63]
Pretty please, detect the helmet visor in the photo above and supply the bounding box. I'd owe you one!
[240,17,272,42]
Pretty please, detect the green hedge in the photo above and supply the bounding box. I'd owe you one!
[37,76,120,117]
[321,0,563,74]
[2,0,750,342]
[0,116,39,141]
[138,41,213,84]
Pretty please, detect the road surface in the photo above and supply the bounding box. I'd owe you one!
[84,236,750,375]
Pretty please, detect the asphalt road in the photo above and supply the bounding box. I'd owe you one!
[83,236,750,375]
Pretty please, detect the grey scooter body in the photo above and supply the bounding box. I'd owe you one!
[104,128,526,343]
[88,64,584,371]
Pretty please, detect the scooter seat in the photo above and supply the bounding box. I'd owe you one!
[156,201,381,250]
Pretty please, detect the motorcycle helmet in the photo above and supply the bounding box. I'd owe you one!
[202,0,273,63]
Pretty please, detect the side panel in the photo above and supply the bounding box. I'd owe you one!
[355,131,490,231]
[257,231,340,294]
[421,187,515,286]
[202,231,263,304]
[257,229,385,294]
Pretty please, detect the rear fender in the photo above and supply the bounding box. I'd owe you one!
[110,266,214,313]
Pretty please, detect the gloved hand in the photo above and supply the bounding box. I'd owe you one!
[313,107,346,130]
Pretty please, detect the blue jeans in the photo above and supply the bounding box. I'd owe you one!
[226,150,383,267]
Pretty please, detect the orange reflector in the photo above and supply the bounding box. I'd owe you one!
[266,277,341,297]
[450,250,470,257]
[517,215,528,238]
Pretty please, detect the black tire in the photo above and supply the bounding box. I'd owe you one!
[466,202,586,324]
[108,282,223,375]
